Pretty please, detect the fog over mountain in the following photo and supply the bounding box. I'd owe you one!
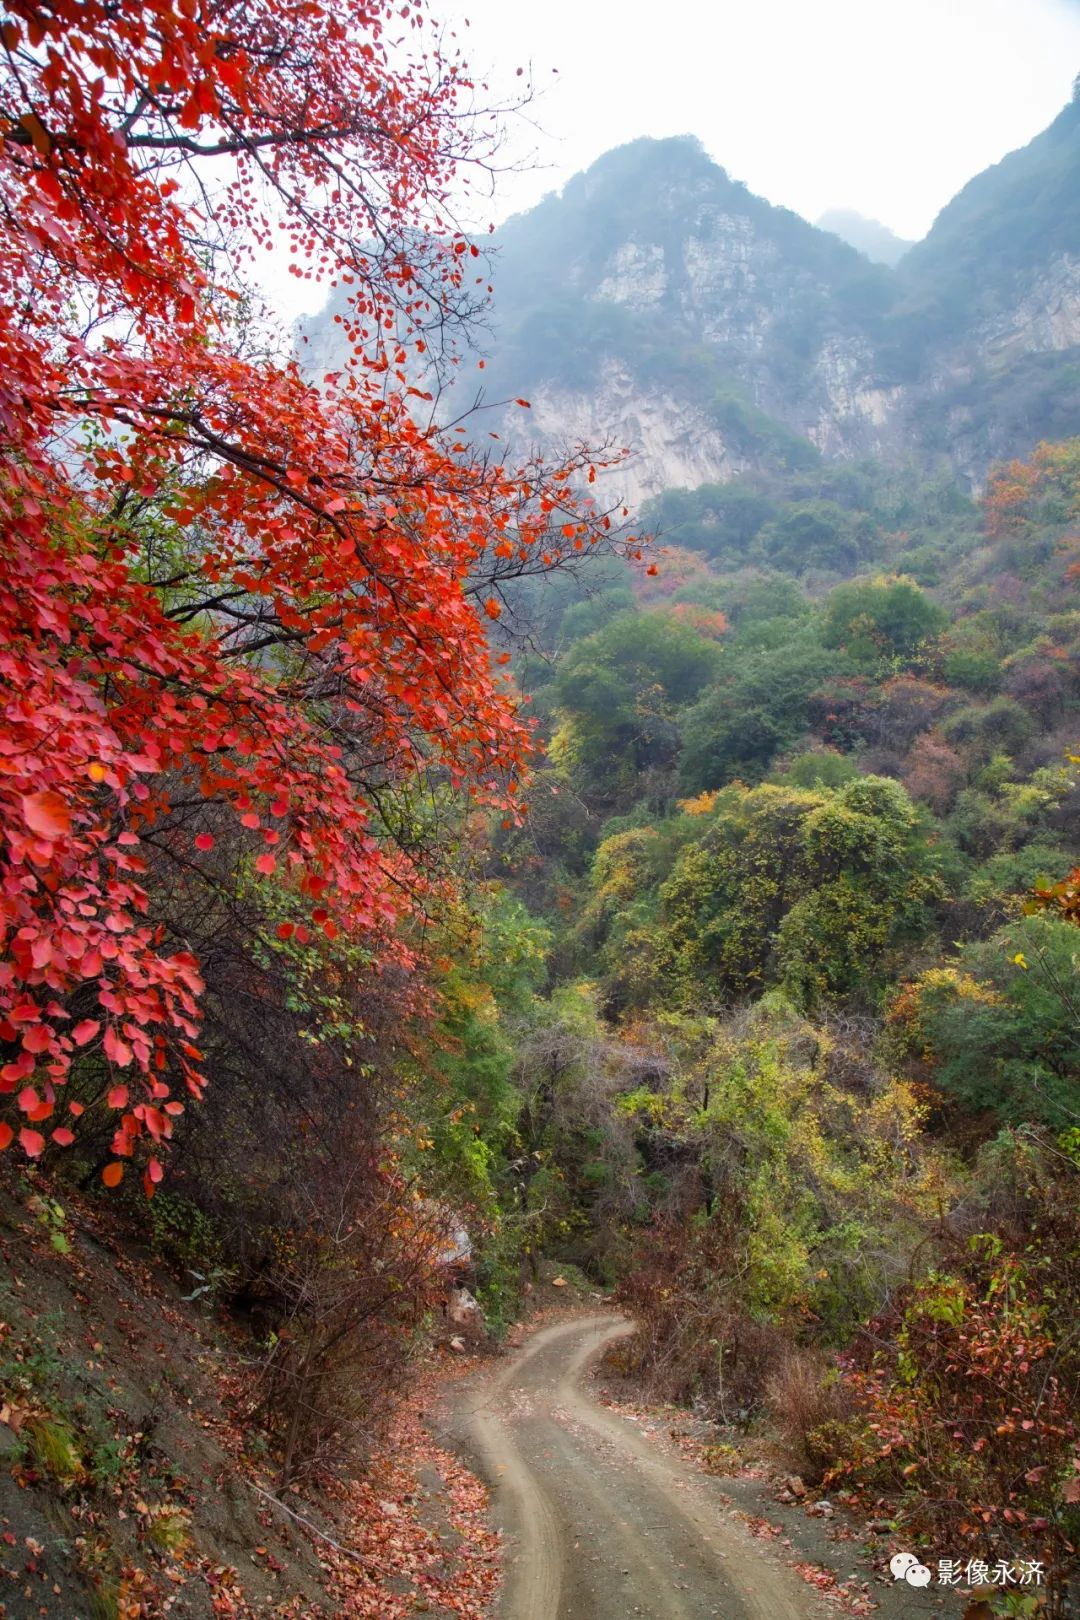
[815,209,914,267]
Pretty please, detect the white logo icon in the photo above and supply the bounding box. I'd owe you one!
[891,1552,932,1586]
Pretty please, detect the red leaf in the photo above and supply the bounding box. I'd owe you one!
[18,1129,45,1158]
[72,1020,100,1046]
[103,1029,133,1067]
[255,853,276,875]
[20,790,70,839]
[194,832,214,851]
[51,1127,74,1147]
[0,1124,13,1152]
[107,1085,129,1109]
[102,1162,124,1188]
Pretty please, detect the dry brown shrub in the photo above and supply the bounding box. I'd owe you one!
[615,1215,788,1423]
[902,730,966,814]
[764,1347,861,1483]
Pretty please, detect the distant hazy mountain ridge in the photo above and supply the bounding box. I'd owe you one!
[815,209,913,267]
[302,96,1080,501]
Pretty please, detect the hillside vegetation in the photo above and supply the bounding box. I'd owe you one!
[482,438,1080,1608]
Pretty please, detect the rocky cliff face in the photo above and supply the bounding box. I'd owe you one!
[300,103,1080,506]
[524,368,737,507]
[464,136,911,501]
[976,254,1080,359]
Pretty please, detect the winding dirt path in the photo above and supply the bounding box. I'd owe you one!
[452,1313,824,1620]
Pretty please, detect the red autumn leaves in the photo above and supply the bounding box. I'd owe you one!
[0,0,629,1181]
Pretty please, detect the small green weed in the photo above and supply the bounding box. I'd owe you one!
[146,1506,192,1555]
[27,1415,84,1486]
[701,1441,740,1476]
[147,1194,223,1273]
[87,1433,130,1491]
[27,1194,71,1256]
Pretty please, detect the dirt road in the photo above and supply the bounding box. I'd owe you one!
[452,1313,824,1620]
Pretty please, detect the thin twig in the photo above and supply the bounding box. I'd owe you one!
[248,1480,357,1558]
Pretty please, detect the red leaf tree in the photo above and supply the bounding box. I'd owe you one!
[0,0,628,1170]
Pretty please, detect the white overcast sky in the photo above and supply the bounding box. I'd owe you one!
[261,0,1080,318]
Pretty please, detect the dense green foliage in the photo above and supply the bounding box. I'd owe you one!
[889,915,1080,1126]
[552,611,723,788]
[454,440,1080,1594]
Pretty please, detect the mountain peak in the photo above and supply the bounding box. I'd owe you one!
[301,93,1080,495]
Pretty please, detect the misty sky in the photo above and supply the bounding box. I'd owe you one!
[261,0,1080,317]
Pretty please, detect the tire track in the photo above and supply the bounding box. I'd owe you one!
[454,1314,819,1620]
